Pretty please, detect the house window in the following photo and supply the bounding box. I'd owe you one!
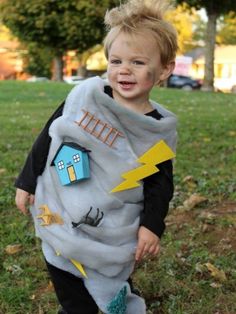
[58,160,65,170]
[73,154,80,163]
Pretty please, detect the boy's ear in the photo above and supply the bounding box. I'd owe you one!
[159,61,175,82]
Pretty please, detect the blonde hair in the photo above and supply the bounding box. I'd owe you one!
[104,0,178,66]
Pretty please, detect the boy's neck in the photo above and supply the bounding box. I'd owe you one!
[112,91,153,114]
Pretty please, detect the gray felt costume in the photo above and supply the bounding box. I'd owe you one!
[31,76,177,313]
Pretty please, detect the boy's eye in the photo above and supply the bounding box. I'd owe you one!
[110,59,121,64]
[133,60,145,65]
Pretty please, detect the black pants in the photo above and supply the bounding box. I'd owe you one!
[45,261,137,314]
[45,261,99,314]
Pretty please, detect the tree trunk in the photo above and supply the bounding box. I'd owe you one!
[202,12,218,92]
[77,44,103,78]
[52,53,64,81]
[77,65,88,77]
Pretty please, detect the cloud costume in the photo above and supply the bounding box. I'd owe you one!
[31,77,177,313]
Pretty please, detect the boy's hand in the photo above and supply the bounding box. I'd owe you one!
[135,226,160,261]
[15,188,35,215]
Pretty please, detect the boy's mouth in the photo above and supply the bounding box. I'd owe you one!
[118,81,136,88]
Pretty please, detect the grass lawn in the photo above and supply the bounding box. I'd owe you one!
[0,81,236,314]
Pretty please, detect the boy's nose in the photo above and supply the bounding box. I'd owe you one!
[119,63,131,74]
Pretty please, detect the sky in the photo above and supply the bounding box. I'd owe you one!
[198,8,208,21]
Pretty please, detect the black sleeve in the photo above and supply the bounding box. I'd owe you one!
[140,159,174,238]
[14,101,65,194]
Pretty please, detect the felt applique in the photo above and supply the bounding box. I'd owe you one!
[75,110,124,148]
[111,140,175,193]
[56,251,87,278]
[70,258,88,278]
[37,205,64,226]
[51,142,91,186]
[72,206,104,228]
[106,286,127,314]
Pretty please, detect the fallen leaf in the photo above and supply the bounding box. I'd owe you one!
[199,212,217,223]
[0,168,6,174]
[38,304,44,314]
[195,263,205,274]
[228,131,236,137]
[182,175,194,183]
[210,282,222,288]
[6,264,23,275]
[47,280,54,291]
[38,92,46,97]
[5,244,23,255]
[201,223,210,232]
[205,262,227,282]
[182,175,198,190]
[203,137,211,142]
[30,294,36,300]
[33,280,55,301]
[183,194,208,210]
[31,127,40,134]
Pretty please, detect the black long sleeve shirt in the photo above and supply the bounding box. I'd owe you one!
[15,86,174,238]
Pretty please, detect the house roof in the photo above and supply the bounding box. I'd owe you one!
[51,142,91,166]
[185,47,205,61]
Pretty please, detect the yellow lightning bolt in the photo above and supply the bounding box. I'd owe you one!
[111,140,175,193]
[70,258,88,278]
[55,251,87,278]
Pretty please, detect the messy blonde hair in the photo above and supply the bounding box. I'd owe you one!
[104,0,178,66]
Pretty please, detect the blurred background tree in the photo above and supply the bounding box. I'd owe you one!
[0,0,119,81]
[1,0,236,83]
[217,12,236,45]
[21,43,54,78]
[166,3,205,54]
[175,0,236,91]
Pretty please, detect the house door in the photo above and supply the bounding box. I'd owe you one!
[67,165,76,182]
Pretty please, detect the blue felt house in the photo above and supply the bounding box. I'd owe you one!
[51,142,91,186]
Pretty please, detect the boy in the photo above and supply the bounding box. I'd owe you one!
[15,0,178,313]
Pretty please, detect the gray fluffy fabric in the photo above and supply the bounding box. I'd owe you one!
[31,77,177,313]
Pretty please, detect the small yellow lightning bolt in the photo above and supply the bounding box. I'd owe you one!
[55,254,87,278]
[111,140,175,193]
[70,258,88,278]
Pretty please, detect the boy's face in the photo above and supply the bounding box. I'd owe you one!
[107,32,174,110]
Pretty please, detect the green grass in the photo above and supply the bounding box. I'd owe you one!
[151,88,236,203]
[0,81,236,313]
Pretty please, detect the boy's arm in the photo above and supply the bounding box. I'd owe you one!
[15,102,64,212]
[135,160,174,261]
[15,188,35,215]
[141,159,174,237]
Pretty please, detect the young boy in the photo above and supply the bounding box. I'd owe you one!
[15,0,178,313]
